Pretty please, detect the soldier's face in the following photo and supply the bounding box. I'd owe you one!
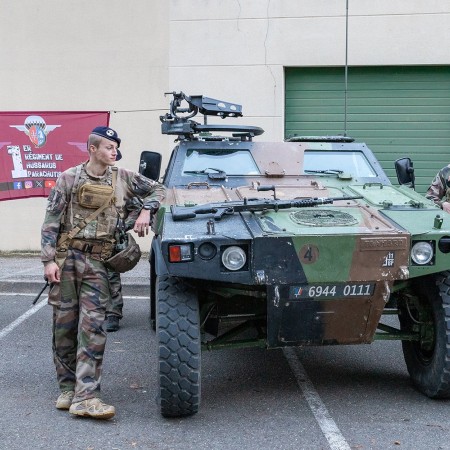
[91,138,119,166]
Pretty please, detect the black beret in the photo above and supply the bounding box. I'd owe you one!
[91,126,122,161]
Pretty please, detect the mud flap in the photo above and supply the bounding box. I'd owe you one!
[266,285,378,348]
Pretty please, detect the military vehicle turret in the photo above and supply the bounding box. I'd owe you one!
[140,92,450,417]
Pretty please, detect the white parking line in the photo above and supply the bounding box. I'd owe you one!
[0,293,148,299]
[0,297,48,340]
[283,347,351,450]
[0,293,38,297]
[0,279,46,284]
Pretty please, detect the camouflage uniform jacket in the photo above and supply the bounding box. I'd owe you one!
[425,164,450,208]
[41,163,165,263]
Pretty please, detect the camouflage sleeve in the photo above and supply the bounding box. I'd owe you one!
[118,168,166,207]
[425,165,450,208]
[131,172,166,205]
[40,174,70,263]
[115,169,165,230]
[123,197,144,230]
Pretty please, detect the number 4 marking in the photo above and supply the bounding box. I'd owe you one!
[299,244,319,265]
[304,246,313,261]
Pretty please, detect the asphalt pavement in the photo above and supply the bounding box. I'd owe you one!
[1,252,450,450]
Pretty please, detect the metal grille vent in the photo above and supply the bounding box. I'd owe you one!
[289,209,358,227]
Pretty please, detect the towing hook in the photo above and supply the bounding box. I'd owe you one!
[207,219,216,235]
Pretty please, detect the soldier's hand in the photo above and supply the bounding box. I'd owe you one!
[443,201,450,213]
[44,261,60,283]
[133,209,151,237]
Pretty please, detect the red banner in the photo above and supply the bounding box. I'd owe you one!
[0,111,109,201]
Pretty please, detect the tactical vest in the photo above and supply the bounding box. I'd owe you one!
[62,163,125,241]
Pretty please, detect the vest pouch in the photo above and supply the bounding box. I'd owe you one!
[105,232,141,273]
[78,183,113,209]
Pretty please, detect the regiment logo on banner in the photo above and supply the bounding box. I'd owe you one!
[0,111,109,201]
[10,115,61,148]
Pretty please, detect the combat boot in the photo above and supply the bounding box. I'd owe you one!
[55,390,74,410]
[106,315,120,332]
[69,398,115,419]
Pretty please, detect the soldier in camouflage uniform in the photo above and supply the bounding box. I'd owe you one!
[41,126,165,419]
[426,164,450,213]
[106,270,124,331]
[105,201,151,332]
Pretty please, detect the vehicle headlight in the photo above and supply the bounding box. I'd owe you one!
[411,241,433,265]
[221,246,246,271]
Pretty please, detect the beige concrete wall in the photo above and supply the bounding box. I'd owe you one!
[0,0,169,252]
[2,0,450,251]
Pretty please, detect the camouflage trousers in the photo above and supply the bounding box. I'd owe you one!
[50,248,110,403]
[106,270,123,319]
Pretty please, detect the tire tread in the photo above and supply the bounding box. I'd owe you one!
[157,276,201,417]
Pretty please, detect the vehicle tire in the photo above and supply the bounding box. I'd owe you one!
[156,275,201,417]
[399,271,450,398]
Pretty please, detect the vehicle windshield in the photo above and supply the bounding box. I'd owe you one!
[182,149,260,176]
[303,150,377,177]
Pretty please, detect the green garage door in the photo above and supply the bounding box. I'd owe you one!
[285,66,450,194]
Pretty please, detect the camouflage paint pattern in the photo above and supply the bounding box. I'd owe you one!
[154,137,450,348]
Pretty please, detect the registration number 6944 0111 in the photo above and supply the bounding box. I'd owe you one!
[289,283,375,299]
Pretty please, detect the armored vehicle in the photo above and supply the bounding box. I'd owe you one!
[140,92,450,417]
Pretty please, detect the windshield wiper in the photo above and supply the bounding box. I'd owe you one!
[184,167,227,180]
[304,169,344,175]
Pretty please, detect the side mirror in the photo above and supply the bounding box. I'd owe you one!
[395,157,415,190]
[139,151,162,181]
